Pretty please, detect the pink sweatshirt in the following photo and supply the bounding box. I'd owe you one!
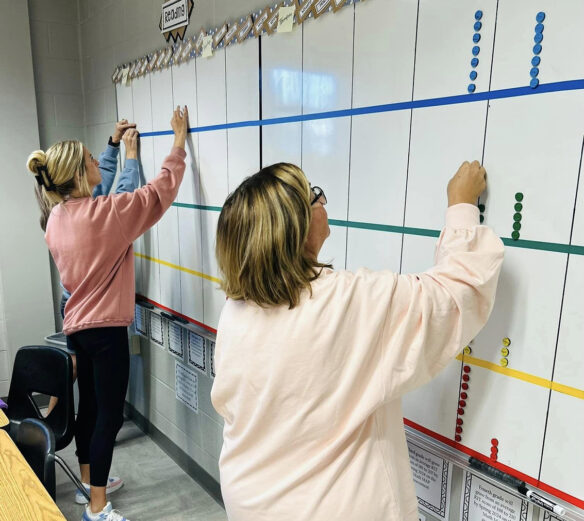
[211,204,504,521]
[45,147,186,335]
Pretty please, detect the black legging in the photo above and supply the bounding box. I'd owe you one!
[67,326,129,487]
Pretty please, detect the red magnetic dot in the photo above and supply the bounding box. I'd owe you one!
[490,454,497,460]
[463,375,470,382]
[491,438,499,446]
[460,392,468,399]
[463,366,471,373]
[455,435,462,442]
[459,400,466,407]
[462,382,469,390]
[457,418,463,425]
[491,447,498,455]
[458,408,464,415]
[456,426,463,434]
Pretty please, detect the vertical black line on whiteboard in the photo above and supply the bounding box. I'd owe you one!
[259,35,263,168]
[343,3,356,271]
[537,135,584,481]
[480,0,500,165]
[398,0,420,275]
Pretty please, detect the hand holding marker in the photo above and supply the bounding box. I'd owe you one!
[469,458,565,516]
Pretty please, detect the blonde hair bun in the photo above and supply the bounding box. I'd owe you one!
[26,150,48,176]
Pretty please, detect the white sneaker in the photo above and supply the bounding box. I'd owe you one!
[75,476,124,504]
[82,501,130,521]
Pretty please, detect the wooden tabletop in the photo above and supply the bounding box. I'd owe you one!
[0,429,65,521]
[0,409,7,428]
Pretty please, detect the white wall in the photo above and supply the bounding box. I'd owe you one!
[0,0,55,397]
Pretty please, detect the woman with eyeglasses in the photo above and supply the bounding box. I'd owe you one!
[211,161,504,521]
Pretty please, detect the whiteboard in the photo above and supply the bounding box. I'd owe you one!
[116,0,584,511]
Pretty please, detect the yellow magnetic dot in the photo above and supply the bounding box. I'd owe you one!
[502,337,511,347]
[500,347,509,357]
[500,358,508,367]
[463,346,472,355]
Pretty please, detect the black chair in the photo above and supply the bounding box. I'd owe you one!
[12,418,57,499]
[6,345,90,502]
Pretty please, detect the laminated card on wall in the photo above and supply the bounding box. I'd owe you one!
[175,361,198,414]
[408,442,452,520]
[167,320,185,359]
[187,331,206,375]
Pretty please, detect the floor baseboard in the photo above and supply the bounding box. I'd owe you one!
[124,401,224,509]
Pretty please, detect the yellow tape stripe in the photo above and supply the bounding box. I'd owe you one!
[134,252,222,284]
[456,354,584,400]
[136,251,583,399]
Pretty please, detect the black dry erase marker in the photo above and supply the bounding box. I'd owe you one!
[518,485,566,516]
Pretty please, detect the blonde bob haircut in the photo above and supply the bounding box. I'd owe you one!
[216,163,330,308]
[26,140,90,230]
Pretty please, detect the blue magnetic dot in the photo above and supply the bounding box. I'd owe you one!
[531,56,541,66]
[473,33,481,43]
[468,83,476,93]
[533,44,542,55]
[472,46,480,56]
[536,12,545,23]
[535,23,544,34]
[530,67,539,78]
[470,70,478,80]
[475,10,483,20]
[534,32,543,44]
[530,78,539,89]
[471,57,479,67]
[474,21,482,31]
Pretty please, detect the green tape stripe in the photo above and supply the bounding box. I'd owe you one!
[171,203,584,255]
[173,202,222,212]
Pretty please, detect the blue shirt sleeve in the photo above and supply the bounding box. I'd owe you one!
[115,158,140,193]
[93,145,120,197]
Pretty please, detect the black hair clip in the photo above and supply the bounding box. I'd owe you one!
[36,165,57,192]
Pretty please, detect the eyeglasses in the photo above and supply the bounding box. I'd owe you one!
[310,186,327,206]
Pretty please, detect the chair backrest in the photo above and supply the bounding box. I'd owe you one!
[13,418,57,499]
[7,345,74,451]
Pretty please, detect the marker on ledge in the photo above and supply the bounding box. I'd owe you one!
[518,485,566,516]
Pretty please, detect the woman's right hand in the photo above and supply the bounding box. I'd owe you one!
[447,160,487,206]
[171,105,189,150]
[122,128,139,160]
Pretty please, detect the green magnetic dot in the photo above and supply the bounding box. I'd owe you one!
[515,192,524,202]
[514,203,523,212]
[511,231,520,240]
[513,213,522,222]
[480,214,485,223]
[513,222,521,231]
[478,204,486,212]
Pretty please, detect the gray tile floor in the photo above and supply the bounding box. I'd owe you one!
[55,420,227,521]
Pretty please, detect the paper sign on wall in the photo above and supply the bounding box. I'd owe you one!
[134,304,147,336]
[460,472,529,521]
[208,339,216,378]
[408,443,452,520]
[277,6,295,32]
[187,331,206,374]
[175,361,198,414]
[201,35,213,58]
[168,321,184,359]
[150,313,164,347]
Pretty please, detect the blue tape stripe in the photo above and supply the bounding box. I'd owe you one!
[143,79,584,137]
[171,204,584,255]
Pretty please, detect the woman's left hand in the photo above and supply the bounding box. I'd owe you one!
[112,119,137,144]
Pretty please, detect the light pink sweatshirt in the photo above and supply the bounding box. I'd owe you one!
[45,147,186,335]
[211,204,504,521]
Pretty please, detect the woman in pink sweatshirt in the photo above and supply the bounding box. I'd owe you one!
[27,106,188,521]
[212,161,504,521]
